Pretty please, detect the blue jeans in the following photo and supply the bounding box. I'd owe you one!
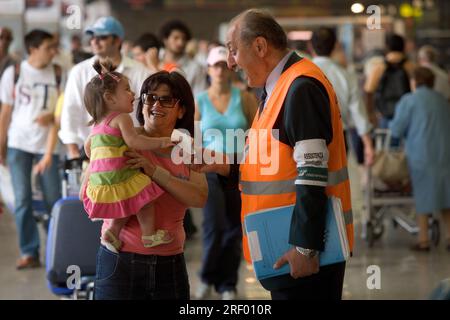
[200,173,242,293]
[94,246,190,300]
[7,148,61,258]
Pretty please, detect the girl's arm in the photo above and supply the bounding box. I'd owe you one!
[125,150,208,208]
[115,113,174,150]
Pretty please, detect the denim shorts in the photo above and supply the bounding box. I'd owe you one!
[94,245,190,300]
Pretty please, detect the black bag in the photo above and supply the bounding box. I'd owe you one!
[374,58,410,119]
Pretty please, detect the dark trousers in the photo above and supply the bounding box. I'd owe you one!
[200,173,242,293]
[94,246,190,300]
[270,262,346,300]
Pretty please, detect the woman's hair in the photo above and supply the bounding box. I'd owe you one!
[136,71,195,136]
[84,59,125,125]
[413,66,435,88]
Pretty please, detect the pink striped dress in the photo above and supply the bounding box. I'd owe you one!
[83,112,164,219]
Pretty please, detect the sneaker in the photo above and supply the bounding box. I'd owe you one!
[221,290,236,300]
[195,282,212,299]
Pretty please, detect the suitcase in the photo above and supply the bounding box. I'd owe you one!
[46,197,102,297]
[46,158,101,298]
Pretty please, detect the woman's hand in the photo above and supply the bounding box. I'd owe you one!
[124,149,156,177]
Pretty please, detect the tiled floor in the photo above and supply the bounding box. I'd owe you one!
[0,157,449,300]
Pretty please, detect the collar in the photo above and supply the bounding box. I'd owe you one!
[265,50,295,98]
[91,54,134,73]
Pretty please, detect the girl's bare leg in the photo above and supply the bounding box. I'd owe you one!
[137,203,172,247]
[103,217,129,251]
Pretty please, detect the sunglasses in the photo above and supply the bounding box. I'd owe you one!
[141,93,179,108]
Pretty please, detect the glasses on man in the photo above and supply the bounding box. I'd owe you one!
[141,93,179,108]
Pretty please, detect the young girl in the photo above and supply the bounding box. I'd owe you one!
[82,59,174,253]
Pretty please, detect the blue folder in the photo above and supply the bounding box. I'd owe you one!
[244,197,350,280]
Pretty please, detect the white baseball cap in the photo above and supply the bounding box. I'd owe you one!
[207,46,228,66]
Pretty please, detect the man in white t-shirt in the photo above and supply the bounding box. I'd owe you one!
[59,16,150,159]
[0,29,63,269]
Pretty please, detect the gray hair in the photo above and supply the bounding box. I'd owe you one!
[418,45,438,63]
[231,9,287,50]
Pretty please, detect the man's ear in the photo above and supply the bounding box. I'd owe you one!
[253,37,268,58]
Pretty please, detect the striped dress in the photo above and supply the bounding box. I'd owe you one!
[83,112,164,219]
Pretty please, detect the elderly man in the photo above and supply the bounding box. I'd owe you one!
[59,16,150,159]
[418,45,450,101]
[200,9,353,300]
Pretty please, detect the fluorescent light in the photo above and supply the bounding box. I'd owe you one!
[351,3,365,14]
[287,31,313,41]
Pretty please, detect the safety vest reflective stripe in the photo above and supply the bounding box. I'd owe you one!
[240,167,349,195]
[240,179,296,195]
[327,167,349,186]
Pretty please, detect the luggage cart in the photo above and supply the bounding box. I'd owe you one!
[363,129,440,247]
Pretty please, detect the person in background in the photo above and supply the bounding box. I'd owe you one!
[0,30,62,269]
[418,45,450,101]
[311,27,374,167]
[194,46,257,300]
[0,27,16,214]
[0,27,15,80]
[59,16,150,160]
[132,33,161,73]
[364,33,414,129]
[389,67,450,252]
[159,19,207,95]
[52,32,73,72]
[70,34,93,65]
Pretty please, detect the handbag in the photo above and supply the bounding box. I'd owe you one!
[372,150,409,185]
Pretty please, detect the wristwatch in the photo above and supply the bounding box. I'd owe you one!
[295,246,318,258]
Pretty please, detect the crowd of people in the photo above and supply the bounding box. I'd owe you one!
[0,7,449,300]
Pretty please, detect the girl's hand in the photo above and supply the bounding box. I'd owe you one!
[160,137,178,149]
[124,149,156,177]
[33,155,52,175]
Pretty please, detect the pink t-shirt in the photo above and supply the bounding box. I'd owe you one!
[101,150,190,256]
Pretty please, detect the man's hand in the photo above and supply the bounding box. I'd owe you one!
[273,247,319,279]
[361,133,375,167]
[145,47,160,72]
[33,155,52,175]
[189,148,231,177]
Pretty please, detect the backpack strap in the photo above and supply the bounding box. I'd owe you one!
[12,62,20,100]
[52,63,62,94]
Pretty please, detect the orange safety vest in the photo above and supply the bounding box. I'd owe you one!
[239,58,354,263]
